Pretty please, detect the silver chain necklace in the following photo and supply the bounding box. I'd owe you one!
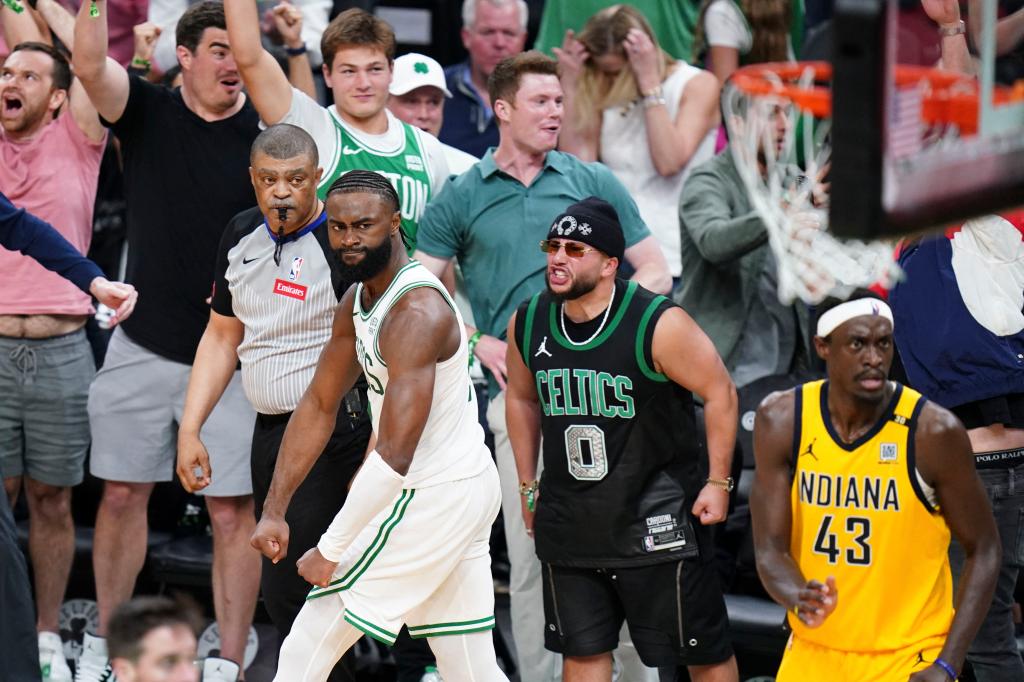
[560,283,616,346]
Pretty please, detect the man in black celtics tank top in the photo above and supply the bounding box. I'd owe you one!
[505,197,741,681]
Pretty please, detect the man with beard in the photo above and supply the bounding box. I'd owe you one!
[72,2,262,679]
[751,294,1000,682]
[177,125,371,681]
[504,197,740,682]
[250,171,506,682]
[0,5,107,678]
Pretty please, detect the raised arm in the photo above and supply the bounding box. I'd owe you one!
[1,0,46,46]
[553,29,598,161]
[72,0,130,123]
[646,68,719,176]
[270,1,315,100]
[505,310,542,534]
[923,0,973,75]
[624,30,721,176]
[224,0,293,124]
[652,306,737,524]
[34,0,73,48]
[911,403,1000,681]
[250,289,364,562]
[751,390,837,626]
[28,0,106,140]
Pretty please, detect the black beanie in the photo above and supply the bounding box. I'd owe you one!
[547,196,625,262]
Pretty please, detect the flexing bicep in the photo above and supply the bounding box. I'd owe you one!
[652,307,731,400]
[374,289,456,474]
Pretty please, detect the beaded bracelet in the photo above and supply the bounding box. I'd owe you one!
[467,330,483,367]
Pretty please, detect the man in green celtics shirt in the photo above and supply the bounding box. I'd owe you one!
[504,197,739,682]
[224,1,450,251]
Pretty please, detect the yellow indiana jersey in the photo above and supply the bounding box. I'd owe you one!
[788,380,954,653]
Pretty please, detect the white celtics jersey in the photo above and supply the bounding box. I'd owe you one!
[352,260,492,488]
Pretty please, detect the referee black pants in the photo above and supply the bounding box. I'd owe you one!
[252,398,370,681]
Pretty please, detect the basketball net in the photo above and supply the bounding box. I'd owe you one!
[723,64,904,304]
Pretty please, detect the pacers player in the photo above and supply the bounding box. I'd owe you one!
[250,171,506,681]
[751,294,1001,681]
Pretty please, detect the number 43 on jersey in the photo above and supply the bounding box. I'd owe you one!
[813,514,872,565]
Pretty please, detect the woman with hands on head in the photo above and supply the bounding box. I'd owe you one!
[555,4,720,287]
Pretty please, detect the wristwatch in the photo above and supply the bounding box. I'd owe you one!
[706,477,735,492]
[939,20,966,38]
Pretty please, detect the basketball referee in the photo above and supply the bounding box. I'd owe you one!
[176,125,370,681]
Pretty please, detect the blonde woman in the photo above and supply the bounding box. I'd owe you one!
[556,4,720,285]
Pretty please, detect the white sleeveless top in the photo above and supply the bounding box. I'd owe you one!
[600,62,717,277]
[352,260,492,488]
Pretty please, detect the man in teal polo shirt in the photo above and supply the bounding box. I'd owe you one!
[415,51,670,682]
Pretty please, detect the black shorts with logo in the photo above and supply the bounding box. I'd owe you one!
[541,558,733,667]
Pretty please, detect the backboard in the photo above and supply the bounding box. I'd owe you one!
[830,0,1024,239]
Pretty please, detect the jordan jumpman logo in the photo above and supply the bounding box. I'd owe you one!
[535,336,552,358]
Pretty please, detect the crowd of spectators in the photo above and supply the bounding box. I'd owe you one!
[2,0,1023,681]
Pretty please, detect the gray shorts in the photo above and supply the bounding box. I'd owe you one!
[88,328,255,496]
[0,329,95,486]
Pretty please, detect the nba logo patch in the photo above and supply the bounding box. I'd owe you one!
[405,155,424,172]
[880,442,898,462]
[288,256,304,282]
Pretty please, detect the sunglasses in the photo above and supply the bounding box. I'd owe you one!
[539,240,597,258]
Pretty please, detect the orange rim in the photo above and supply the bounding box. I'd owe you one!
[730,61,987,134]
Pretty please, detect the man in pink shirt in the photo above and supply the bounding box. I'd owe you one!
[0,5,107,680]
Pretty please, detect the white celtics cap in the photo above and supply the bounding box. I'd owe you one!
[390,53,452,97]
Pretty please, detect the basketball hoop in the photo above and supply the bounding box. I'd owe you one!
[723,61,981,304]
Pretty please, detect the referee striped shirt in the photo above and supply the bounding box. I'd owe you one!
[212,206,350,414]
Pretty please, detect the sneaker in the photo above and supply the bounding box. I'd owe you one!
[39,631,72,682]
[420,666,443,682]
[73,633,114,682]
[200,657,240,682]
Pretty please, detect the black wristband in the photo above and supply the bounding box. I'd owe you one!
[285,43,307,56]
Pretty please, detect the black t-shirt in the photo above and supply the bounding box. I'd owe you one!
[514,279,709,568]
[108,76,260,364]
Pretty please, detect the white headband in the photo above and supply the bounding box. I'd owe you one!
[816,298,894,337]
